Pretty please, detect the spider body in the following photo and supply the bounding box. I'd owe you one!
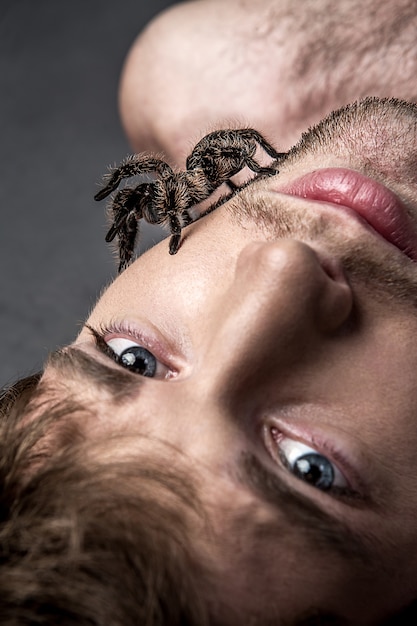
[185,128,283,183]
[95,128,284,272]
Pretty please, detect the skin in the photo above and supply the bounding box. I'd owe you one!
[119,0,417,166]
[46,98,417,623]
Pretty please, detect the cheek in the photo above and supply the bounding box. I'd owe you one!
[208,514,382,624]
[355,341,417,444]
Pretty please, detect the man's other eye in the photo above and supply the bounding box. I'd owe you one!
[278,438,349,492]
[106,338,158,377]
[87,325,173,379]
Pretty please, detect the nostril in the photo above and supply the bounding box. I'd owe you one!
[315,254,354,332]
[318,254,348,284]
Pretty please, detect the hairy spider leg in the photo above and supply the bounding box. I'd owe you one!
[105,189,137,243]
[242,128,286,160]
[117,210,141,273]
[94,156,174,201]
[168,212,183,255]
[201,144,278,183]
[181,210,194,226]
[119,187,156,271]
[105,187,146,243]
[242,155,279,176]
[226,180,238,191]
[104,184,154,272]
[158,178,191,255]
[217,141,278,177]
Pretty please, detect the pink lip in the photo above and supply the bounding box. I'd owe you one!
[276,168,417,261]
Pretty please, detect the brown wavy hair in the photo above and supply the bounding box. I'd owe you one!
[1,373,417,626]
[0,373,212,626]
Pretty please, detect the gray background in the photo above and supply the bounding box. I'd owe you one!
[0,0,179,386]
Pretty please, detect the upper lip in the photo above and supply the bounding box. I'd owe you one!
[271,168,417,261]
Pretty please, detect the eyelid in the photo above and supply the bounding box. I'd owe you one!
[107,337,145,354]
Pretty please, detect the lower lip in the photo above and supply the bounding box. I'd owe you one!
[275,168,417,261]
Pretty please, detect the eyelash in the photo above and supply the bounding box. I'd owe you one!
[86,322,174,379]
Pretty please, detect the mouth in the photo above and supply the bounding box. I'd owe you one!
[273,168,417,261]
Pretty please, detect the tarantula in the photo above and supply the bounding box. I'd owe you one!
[94,128,285,272]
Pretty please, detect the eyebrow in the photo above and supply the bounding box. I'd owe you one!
[48,345,142,403]
[239,452,379,565]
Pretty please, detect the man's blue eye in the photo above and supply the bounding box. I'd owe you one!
[278,439,348,492]
[118,345,157,377]
[107,338,157,377]
[291,452,334,490]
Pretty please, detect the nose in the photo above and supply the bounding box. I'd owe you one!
[198,239,353,401]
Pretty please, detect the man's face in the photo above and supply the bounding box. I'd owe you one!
[50,99,417,622]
